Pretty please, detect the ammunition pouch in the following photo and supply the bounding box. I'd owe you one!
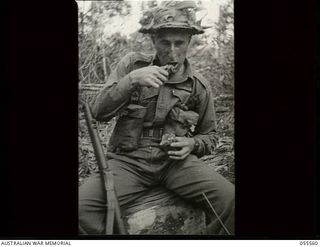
[163,107,199,137]
[111,104,147,152]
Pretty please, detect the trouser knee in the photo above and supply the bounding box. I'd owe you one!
[79,175,106,234]
[204,180,234,215]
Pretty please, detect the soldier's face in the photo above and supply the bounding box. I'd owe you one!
[153,29,191,69]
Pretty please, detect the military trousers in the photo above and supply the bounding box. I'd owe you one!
[79,153,234,235]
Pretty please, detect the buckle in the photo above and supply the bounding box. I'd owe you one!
[148,128,154,137]
[142,127,164,138]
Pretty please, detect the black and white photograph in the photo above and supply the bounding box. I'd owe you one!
[2,0,319,241]
[78,0,234,235]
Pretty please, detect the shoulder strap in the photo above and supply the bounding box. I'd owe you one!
[192,70,211,90]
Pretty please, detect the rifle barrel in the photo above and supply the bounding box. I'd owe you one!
[83,101,127,235]
[83,102,108,171]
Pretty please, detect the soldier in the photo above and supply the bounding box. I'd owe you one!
[79,0,234,235]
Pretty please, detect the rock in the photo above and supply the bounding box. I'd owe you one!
[122,187,206,235]
[125,203,205,235]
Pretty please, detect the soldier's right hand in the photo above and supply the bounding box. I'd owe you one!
[129,66,169,88]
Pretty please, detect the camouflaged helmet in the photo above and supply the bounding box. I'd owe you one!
[139,1,204,35]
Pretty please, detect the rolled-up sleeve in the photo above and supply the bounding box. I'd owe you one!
[191,82,218,157]
[91,53,137,121]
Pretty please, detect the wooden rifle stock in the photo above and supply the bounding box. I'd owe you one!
[82,101,127,235]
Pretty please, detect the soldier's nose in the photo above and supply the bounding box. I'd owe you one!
[170,44,175,52]
[169,44,178,55]
[168,52,178,62]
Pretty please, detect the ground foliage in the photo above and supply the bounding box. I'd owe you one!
[78,1,234,185]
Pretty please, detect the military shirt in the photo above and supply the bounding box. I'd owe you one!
[91,52,218,162]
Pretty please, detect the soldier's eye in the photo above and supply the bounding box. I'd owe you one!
[175,41,184,46]
[160,41,170,46]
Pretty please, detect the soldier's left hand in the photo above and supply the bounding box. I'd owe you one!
[168,137,195,160]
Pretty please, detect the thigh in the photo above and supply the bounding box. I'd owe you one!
[162,154,234,213]
[109,158,154,206]
[79,172,106,234]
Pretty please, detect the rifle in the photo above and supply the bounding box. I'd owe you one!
[82,101,127,235]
